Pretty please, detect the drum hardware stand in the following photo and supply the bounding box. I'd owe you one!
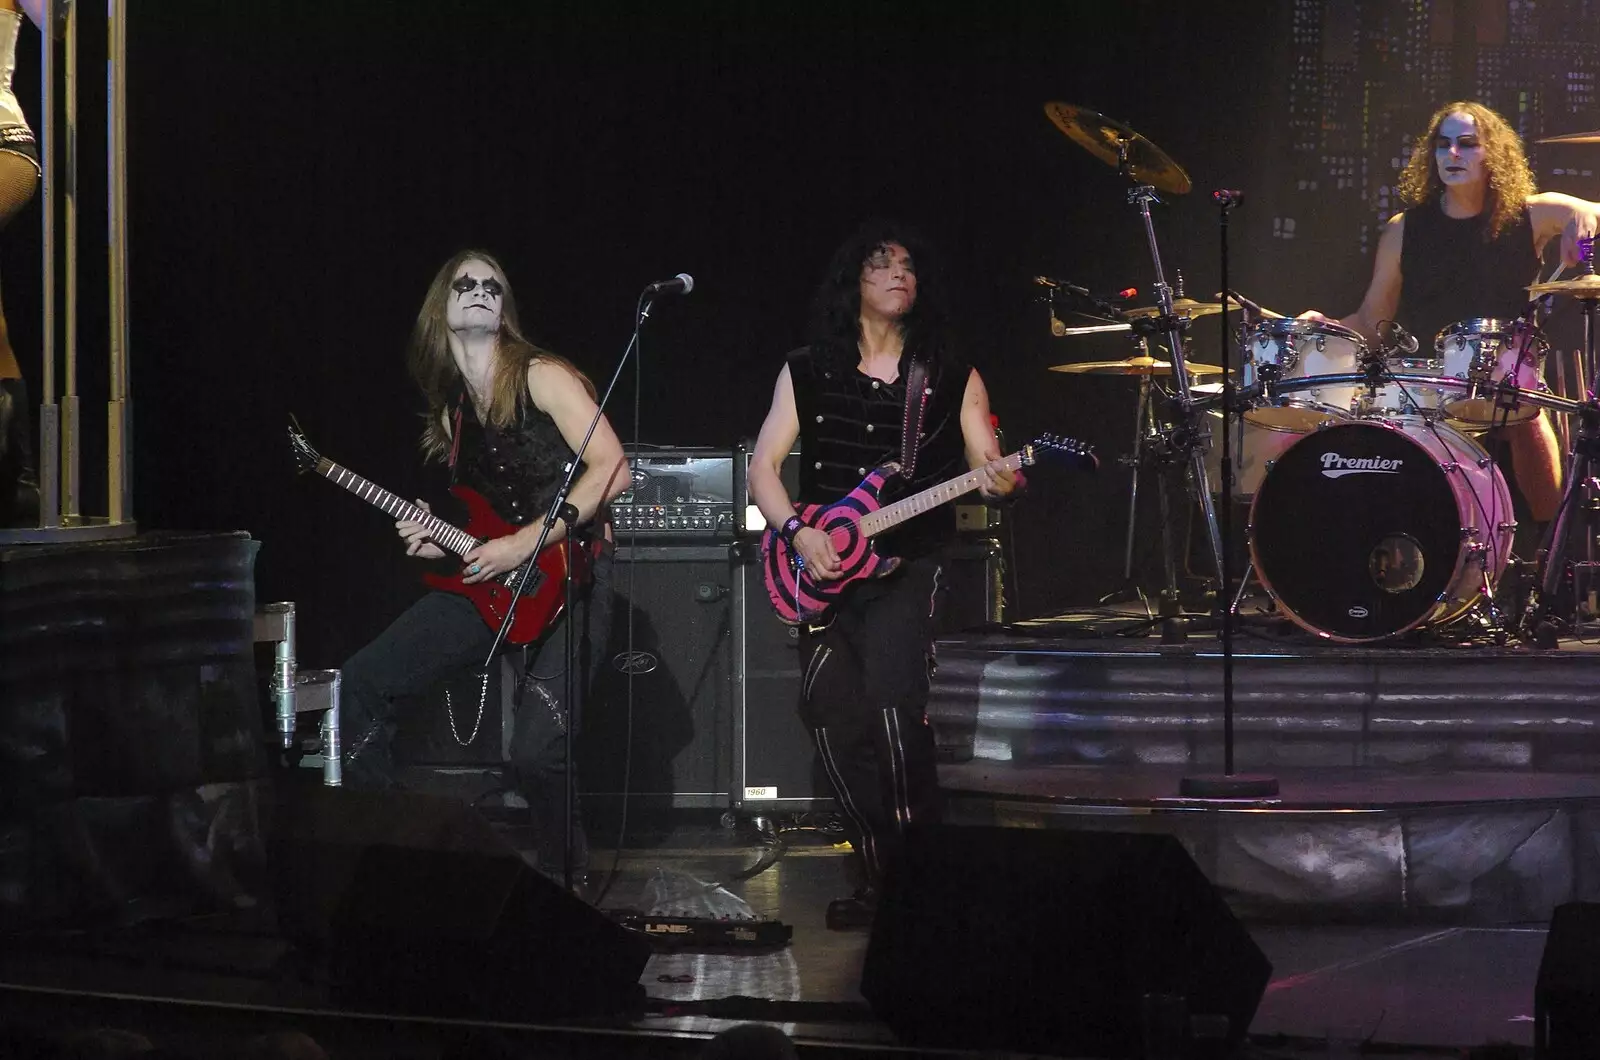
[1521,239,1600,649]
[1117,143,1228,596]
[1095,336,1157,617]
[1180,188,1278,800]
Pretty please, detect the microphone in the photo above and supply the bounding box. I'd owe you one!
[644,273,695,295]
[1378,319,1418,355]
[1034,276,1137,300]
[1212,189,1244,207]
[1218,289,1267,316]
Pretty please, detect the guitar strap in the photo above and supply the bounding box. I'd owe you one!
[899,357,931,480]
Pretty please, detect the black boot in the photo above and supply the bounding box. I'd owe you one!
[0,376,37,527]
[342,718,399,789]
[825,887,879,930]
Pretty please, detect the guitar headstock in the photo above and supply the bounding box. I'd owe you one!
[1023,434,1098,471]
[287,417,324,475]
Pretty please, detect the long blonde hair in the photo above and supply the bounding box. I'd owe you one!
[1396,101,1537,239]
[406,250,593,463]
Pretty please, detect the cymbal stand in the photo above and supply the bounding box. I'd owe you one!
[1119,143,1227,600]
[1096,336,1157,616]
[1522,238,1599,648]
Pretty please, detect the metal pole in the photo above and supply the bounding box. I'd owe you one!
[60,0,78,517]
[36,0,58,527]
[106,0,130,523]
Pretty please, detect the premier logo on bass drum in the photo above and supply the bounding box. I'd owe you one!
[1320,452,1404,479]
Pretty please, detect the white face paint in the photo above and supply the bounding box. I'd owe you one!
[1434,112,1486,190]
[858,242,917,322]
[445,259,506,336]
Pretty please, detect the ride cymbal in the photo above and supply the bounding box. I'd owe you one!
[1528,274,1600,299]
[1120,297,1226,320]
[1043,102,1192,194]
[1049,356,1223,377]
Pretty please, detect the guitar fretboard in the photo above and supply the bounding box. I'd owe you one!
[858,450,1026,538]
[316,458,481,557]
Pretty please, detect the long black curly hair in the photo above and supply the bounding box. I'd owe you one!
[806,219,958,373]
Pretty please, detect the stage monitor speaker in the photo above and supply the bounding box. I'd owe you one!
[861,825,1271,1058]
[1535,902,1600,1059]
[581,544,734,810]
[271,785,651,1020]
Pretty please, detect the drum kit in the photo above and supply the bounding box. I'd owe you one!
[1042,104,1600,646]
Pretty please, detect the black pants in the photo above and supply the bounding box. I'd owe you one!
[799,552,946,896]
[340,545,613,876]
[0,375,37,527]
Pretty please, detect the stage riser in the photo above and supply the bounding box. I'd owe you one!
[930,646,1600,772]
[946,797,1600,924]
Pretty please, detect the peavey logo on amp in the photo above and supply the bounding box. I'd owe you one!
[1320,452,1404,479]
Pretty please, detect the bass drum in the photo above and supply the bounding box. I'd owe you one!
[1248,418,1513,642]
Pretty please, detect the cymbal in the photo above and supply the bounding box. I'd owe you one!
[1043,102,1192,195]
[1528,273,1600,299]
[1537,130,1600,145]
[1121,297,1227,320]
[1049,356,1224,377]
[1211,292,1286,319]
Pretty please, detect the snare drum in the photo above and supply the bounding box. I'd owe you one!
[1248,417,1514,642]
[1362,354,1450,418]
[1435,317,1549,426]
[1243,318,1367,432]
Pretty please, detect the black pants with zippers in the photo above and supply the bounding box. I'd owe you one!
[797,551,946,899]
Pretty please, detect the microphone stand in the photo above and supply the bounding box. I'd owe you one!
[1180,193,1279,799]
[481,286,659,894]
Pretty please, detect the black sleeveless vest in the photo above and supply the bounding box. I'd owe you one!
[787,346,969,559]
[452,397,578,529]
[1398,201,1539,350]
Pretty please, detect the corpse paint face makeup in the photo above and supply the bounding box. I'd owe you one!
[446,261,505,334]
[1435,112,1486,189]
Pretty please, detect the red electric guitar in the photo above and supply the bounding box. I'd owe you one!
[288,423,581,645]
[761,434,1097,625]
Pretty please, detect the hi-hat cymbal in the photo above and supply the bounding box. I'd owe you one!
[1049,356,1224,377]
[1212,292,1287,319]
[1528,274,1600,299]
[1121,297,1227,320]
[1537,130,1600,145]
[1043,102,1192,194]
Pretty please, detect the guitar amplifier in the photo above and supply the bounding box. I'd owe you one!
[613,446,736,539]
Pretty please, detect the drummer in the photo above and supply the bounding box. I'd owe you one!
[1299,100,1600,524]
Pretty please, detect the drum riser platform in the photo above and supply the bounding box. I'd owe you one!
[927,633,1600,923]
[928,637,1600,770]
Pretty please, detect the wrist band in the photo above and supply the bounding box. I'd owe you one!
[556,503,581,531]
[779,515,805,544]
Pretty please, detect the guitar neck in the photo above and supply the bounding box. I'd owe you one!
[858,450,1025,537]
[315,458,479,557]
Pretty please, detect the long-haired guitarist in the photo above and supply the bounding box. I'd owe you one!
[747,220,1019,930]
[340,250,628,887]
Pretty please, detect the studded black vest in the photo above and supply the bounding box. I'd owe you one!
[787,346,968,559]
[452,398,577,528]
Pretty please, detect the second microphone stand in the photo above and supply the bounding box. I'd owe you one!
[482,287,661,894]
[1179,191,1279,799]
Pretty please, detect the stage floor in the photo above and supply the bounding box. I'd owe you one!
[0,811,1562,1059]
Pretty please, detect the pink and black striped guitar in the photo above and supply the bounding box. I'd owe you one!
[761,435,1096,624]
